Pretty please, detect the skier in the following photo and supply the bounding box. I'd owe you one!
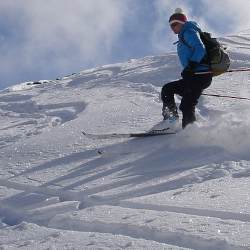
[161,8,213,128]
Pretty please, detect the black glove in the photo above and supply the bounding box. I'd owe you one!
[181,61,198,79]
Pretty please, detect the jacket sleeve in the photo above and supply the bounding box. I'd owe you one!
[183,30,206,63]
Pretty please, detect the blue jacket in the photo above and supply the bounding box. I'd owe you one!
[177,21,210,72]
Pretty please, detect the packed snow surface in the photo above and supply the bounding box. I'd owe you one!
[0,32,250,249]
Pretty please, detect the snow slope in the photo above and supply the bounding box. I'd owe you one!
[0,33,250,250]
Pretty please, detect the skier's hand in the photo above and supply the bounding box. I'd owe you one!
[181,67,193,78]
[181,61,198,79]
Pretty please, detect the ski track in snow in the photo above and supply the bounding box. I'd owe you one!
[0,34,250,249]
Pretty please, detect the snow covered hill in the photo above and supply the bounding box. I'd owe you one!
[0,32,250,250]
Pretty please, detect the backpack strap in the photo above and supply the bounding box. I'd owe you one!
[179,31,193,49]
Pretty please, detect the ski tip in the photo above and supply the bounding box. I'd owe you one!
[82,131,87,135]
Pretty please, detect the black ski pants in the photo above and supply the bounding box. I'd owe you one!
[161,74,212,128]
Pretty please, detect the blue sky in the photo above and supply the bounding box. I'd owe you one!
[0,0,250,89]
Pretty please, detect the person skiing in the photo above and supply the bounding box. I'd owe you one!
[161,8,213,128]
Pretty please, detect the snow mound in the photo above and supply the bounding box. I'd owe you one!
[0,31,250,249]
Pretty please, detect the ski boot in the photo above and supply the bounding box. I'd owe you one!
[182,112,196,129]
[162,105,179,123]
[155,105,179,130]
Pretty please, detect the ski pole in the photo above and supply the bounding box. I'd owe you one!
[202,93,250,101]
[226,68,250,73]
[195,67,250,75]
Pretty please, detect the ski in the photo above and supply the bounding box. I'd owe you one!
[82,128,176,139]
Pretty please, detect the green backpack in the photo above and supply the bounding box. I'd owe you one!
[181,31,231,76]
